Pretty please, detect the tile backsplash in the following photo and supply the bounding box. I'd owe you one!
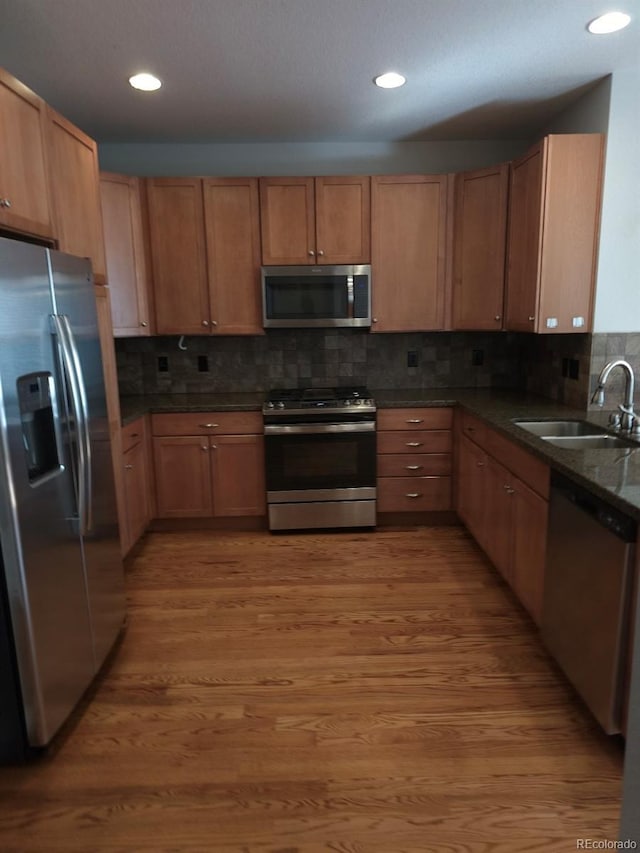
[116,330,640,409]
[115,330,525,395]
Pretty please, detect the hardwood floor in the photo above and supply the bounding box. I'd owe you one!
[0,527,624,852]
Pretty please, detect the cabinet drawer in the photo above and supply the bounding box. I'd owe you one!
[377,408,453,431]
[459,410,488,446]
[377,476,452,512]
[377,453,451,477]
[377,430,452,455]
[151,411,262,436]
[122,417,145,453]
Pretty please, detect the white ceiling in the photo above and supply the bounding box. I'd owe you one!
[0,0,638,143]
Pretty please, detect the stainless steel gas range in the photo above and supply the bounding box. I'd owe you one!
[263,386,377,531]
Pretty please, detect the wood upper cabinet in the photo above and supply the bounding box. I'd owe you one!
[0,68,52,239]
[259,176,370,265]
[505,133,604,334]
[146,177,209,335]
[452,163,508,330]
[371,175,449,332]
[46,108,107,283]
[100,172,152,336]
[203,178,263,334]
[146,177,262,335]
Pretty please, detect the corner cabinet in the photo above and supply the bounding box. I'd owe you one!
[146,177,263,335]
[151,412,266,519]
[505,133,604,334]
[259,176,370,265]
[46,108,107,283]
[451,163,509,330]
[100,172,153,336]
[0,68,53,240]
[371,175,449,332]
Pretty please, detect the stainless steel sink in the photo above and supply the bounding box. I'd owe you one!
[513,419,607,437]
[542,434,638,450]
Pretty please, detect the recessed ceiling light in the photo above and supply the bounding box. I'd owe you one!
[374,72,406,89]
[587,11,631,33]
[129,72,162,91]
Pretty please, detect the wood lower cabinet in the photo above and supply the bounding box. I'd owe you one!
[455,410,549,624]
[377,408,453,515]
[146,177,262,335]
[46,107,106,283]
[151,412,266,519]
[100,172,152,336]
[0,68,52,239]
[452,163,508,330]
[259,176,370,265]
[371,175,449,332]
[121,417,153,552]
[505,133,604,334]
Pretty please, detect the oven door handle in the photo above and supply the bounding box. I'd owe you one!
[264,422,375,436]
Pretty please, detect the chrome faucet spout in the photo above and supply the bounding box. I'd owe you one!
[592,359,636,431]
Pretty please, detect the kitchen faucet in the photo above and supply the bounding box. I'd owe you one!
[591,359,637,432]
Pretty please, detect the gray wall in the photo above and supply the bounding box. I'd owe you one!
[98,139,526,176]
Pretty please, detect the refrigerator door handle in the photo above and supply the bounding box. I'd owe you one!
[51,314,92,534]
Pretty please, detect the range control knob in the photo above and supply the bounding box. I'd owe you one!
[266,401,275,409]
[343,399,352,406]
[276,401,285,409]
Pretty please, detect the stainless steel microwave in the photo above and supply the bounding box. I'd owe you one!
[262,264,371,328]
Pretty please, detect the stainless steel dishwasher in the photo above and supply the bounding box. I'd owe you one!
[542,472,636,734]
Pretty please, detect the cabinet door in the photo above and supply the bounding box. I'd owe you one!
[452,164,508,330]
[483,457,512,581]
[123,440,151,550]
[153,436,213,518]
[210,435,266,517]
[456,434,488,543]
[203,178,263,334]
[371,175,448,332]
[46,108,107,283]
[504,143,544,332]
[510,477,548,625]
[259,177,315,265]
[315,176,370,264]
[100,172,152,336]
[0,68,52,239]
[146,178,210,334]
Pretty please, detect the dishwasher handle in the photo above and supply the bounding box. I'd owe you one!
[551,472,637,542]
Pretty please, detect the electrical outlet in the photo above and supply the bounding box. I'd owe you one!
[407,350,418,368]
[157,355,169,372]
[197,355,209,372]
[471,349,484,367]
[569,358,579,380]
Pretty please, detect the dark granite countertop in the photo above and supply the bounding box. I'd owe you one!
[120,387,640,521]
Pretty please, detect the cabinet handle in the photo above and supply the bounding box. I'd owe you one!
[211,320,218,327]
[140,321,148,327]
[494,315,501,322]
[405,465,423,470]
[406,419,423,424]
[201,445,209,451]
[528,316,535,322]
[211,444,217,450]
[405,493,422,499]
[308,249,315,256]
[129,433,139,438]
[476,461,485,467]
[317,249,324,256]
[0,198,11,209]
[124,464,133,470]
[405,441,422,447]
[199,423,220,428]
[202,320,210,327]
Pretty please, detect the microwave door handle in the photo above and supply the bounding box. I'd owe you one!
[347,275,354,318]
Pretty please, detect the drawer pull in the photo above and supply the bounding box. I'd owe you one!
[124,464,133,470]
[465,426,475,432]
[199,423,220,428]
[405,492,422,499]
[405,464,423,470]
[405,441,422,447]
[476,461,485,467]
[406,418,423,424]
[129,433,139,438]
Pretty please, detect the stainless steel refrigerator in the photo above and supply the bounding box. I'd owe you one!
[0,236,125,761]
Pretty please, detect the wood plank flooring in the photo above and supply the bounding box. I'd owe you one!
[0,527,624,852]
